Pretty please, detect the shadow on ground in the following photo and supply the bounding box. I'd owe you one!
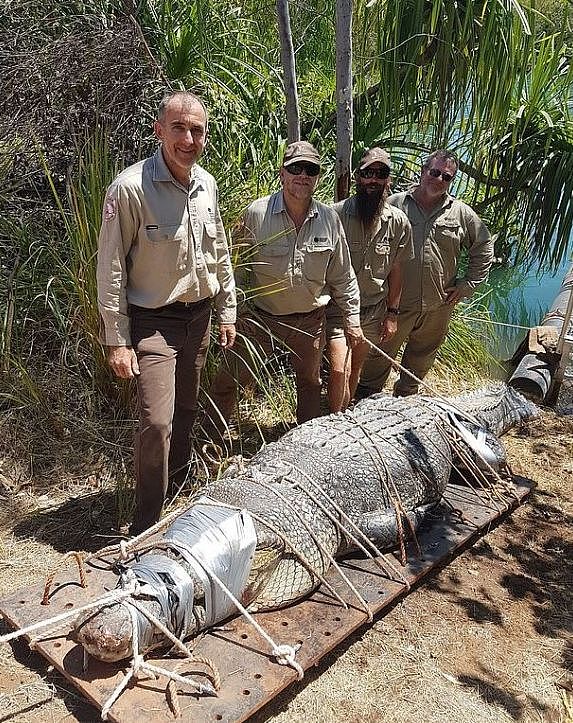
[10,490,121,554]
[425,478,573,676]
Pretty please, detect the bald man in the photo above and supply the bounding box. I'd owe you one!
[97,91,236,533]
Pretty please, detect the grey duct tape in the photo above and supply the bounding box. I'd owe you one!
[120,498,258,651]
[166,497,257,626]
[128,555,195,652]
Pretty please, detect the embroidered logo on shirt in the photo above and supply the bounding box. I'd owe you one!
[306,237,333,251]
[104,196,117,221]
[375,241,390,254]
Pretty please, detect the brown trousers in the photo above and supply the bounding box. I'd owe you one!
[130,299,211,533]
[205,306,325,440]
[360,304,453,395]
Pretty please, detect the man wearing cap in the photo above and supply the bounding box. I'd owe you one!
[325,147,413,411]
[97,91,236,534]
[205,140,362,436]
[358,148,493,397]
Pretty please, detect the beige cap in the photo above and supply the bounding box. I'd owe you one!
[358,147,391,170]
[283,141,321,167]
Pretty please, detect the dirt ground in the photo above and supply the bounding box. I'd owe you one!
[0,407,571,723]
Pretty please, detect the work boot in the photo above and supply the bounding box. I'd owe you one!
[354,383,376,401]
[393,380,419,397]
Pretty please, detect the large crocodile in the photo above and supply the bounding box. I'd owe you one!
[75,384,535,665]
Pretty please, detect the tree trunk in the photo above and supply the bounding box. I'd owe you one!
[276,0,300,143]
[335,0,353,201]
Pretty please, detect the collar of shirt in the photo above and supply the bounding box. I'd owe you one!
[271,190,320,220]
[152,147,205,193]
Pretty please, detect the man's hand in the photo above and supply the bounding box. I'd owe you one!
[107,346,140,379]
[219,323,236,349]
[344,325,365,350]
[445,285,465,305]
[380,315,398,342]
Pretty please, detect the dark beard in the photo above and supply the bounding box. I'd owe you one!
[355,186,385,224]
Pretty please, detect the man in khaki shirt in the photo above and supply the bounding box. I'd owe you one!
[326,147,413,411]
[359,149,493,397]
[97,91,236,534]
[205,141,362,439]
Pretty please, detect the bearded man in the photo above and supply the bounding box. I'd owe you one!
[325,147,413,411]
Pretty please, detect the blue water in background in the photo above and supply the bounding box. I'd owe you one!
[476,256,572,360]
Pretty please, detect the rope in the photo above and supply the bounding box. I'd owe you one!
[0,589,135,646]
[127,598,220,690]
[285,464,410,587]
[460,316,531,331]
[100,602,140,720]
[251,476,373,619]
[388,400,506,511]
[344,407,421,559]
[87,505,192,565]
[188,499,348,609]
[364,338,483,426]
[99,579,218,720]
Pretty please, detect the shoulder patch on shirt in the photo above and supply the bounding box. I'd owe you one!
[104,196,117,221]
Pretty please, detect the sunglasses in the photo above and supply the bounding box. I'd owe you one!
[358,166,390,180]
[285,162,321,177]
[427,167,455,183]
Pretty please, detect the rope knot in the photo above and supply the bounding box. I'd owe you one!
[272,644,304,679]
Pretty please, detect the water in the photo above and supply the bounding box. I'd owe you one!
[479,256,572,360]
[473,255,573,413]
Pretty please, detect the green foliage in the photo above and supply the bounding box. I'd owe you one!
[44,132,121,379]
[437,297,500,379]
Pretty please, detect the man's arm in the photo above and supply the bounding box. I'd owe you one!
[380,259,402,342]
[211,184,237,349]
[96,183,139,376]
[380,212,411,340]
[446,205,493,303]
[325,220,363,347]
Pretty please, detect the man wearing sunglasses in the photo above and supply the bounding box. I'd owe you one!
[205,141,363,439]
[359,148,493,397]
[325,147,413,411]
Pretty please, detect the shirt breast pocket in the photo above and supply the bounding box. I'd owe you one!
[369,237,391,279]
[255,241,291,278]
[435,220,461,248]
[202,222,218,267]
[145,223,188,275]
[303,237,334,284]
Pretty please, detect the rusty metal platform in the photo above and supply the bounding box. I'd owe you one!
[0,480,531,722]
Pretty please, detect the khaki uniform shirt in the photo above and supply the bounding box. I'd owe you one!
[388,189,493,310]
[332,196,413,307]
[240,191,360,327]
[97,148,236,346]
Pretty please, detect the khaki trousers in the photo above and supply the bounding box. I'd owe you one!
[206,306,325,439]
[130,299,211,533]
[360,304,453,395]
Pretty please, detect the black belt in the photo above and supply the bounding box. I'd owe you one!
[130,298,210,313]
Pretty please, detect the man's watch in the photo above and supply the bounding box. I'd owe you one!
[386,306,400,316]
